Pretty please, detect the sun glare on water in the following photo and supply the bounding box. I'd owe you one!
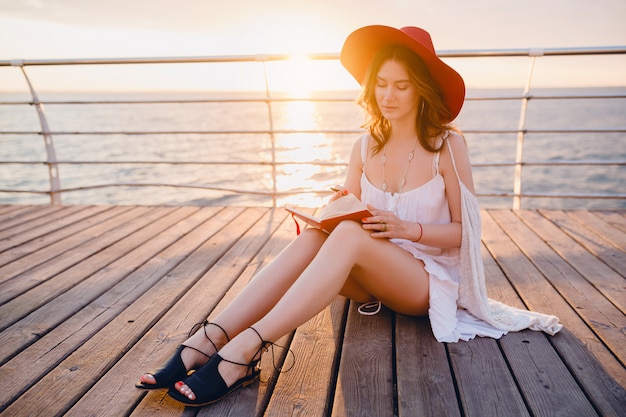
[272,96,337,208]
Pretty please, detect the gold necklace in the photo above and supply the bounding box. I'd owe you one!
[381,136,419,194]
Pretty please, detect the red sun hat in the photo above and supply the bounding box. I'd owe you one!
[340,25,465,122]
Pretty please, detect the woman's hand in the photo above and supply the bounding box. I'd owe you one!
[362,205,420,240]
[328,185,349,203]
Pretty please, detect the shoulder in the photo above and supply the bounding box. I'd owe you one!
[444,130,467,155]
[439,130,475,192]
[348,134,369,166]
[350,133,371,156]
[439,130,469,166]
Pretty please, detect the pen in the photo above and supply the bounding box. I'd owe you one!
[330,185,344,192]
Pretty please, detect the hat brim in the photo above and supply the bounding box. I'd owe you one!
[340,25,465,122]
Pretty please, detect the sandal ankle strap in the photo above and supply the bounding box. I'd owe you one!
[189,320,231,354]
[249,326,296,375]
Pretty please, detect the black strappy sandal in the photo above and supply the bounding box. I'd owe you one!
[167,327,294,407]
[135,321,230,390]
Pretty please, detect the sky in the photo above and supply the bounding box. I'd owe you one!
[1,0,625,92]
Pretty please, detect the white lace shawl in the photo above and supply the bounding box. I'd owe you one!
[449,140,562,336]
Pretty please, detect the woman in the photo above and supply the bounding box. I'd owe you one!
[136,25,561,407]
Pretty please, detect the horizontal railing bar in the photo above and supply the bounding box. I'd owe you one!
[441,46,626,58]
[2,128,625,135]
[475,192,626,199]
[3,46,625,68]
[0,129,365,135]
[0,97,358,105]
[1,53,341,67]
[1,93,624,107]
[1,160,624,167]
[465,94,626,101]
[0,160,348,166]
[2,184,624,200]
[0,184,322,197]
[473,161,626,167]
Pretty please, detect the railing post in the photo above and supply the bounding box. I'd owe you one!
[260,57,278,207]
[513,50,541,209]
[16,63,62,204]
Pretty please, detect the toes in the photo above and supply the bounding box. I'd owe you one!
[175,381,196,400]
[140,374,156,385]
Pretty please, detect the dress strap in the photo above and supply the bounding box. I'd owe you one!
[433,151,441,177]
[444,131,462,183]
[360,134,369,170]
[433,131,450,176]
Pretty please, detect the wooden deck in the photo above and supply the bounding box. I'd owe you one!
[0,204,624,417]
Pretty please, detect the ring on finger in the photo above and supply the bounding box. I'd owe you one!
[382,222,387,232]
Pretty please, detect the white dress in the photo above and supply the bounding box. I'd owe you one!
[359,134,562,342]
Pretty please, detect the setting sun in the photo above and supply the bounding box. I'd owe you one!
[282,56,315,98]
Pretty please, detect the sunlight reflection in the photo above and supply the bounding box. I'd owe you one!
[283,55,314,98]
[283,100,317,131]
[274,99,336,207]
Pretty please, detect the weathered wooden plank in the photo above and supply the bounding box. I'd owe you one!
[0,206,172,327]
[0,207,257,417]
[396,315,461,417]
[449,337,531,417]
[482,210,626,416]
[0,206,213,409]
[484,210,625,382]
[111,207,293,417]
[79,206,285,417]
[0,206,624,417]
[542,210,626,276]
[60,207,276,417]
[332,304,394,417]
[0,205,137,286]
[594,210,626,234]
[481,234,603,417]
[0,205,86,245]
[187,210,302,417]
[0,205,28,216]
[0,205,60,232]
[263,296,348,417]
[491,210,626,366]
[504,330,600,417]
[568,210,626,253]
[521,210,626,314]
[0,205,110,258]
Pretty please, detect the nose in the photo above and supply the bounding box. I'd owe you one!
[381,86,394,102]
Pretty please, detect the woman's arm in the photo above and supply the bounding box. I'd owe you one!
[421,131,474,248]
[339,135,366,199]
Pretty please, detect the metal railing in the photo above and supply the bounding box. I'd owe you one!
[1,47,625,208]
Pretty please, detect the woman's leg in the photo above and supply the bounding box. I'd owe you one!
[254,220,429,339]
[175,220,429,398]
[140,227,327,386]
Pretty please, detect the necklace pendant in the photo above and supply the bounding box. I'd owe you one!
[381,155,387,164]
[382,182,387,191]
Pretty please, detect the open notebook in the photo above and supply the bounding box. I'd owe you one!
[285,193,372,234]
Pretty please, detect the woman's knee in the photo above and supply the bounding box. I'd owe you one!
[330,220,367,240]
[295,227,327,247]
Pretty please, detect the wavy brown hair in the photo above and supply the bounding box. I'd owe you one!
[358,44,458,154]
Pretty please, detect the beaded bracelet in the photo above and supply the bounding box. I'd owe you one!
[415,222,423,242]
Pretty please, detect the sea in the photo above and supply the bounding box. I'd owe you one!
[1,87,625,209]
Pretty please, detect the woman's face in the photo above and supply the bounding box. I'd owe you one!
[374,59,420,123]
